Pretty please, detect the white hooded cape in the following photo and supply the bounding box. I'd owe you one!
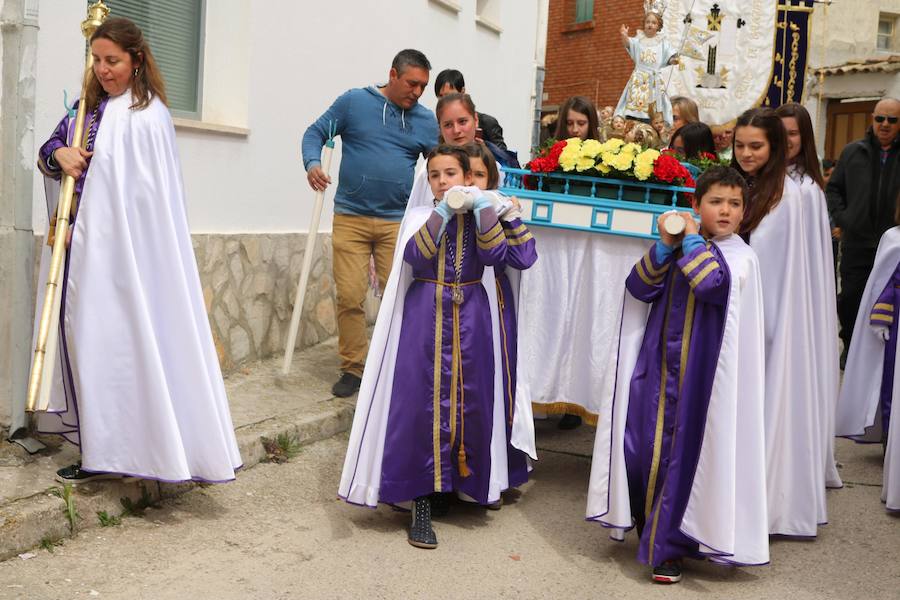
[338,169,536,507]
[836,227,900,510]
[751,176,828,535]
[34,91,242,483]
[586,234,769,566]
[789,166,842,489]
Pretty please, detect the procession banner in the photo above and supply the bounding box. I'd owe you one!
[763,0,815,109]
[663,0,777,126]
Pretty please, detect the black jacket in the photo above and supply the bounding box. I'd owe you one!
[477,111,507,151]
[826,130,900,248]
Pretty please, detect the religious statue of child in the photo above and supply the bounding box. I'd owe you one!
[614,0,679,126]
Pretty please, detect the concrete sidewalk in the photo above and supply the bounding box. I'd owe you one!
[0,338,354,562]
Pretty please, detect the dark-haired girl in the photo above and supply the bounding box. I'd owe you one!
[668,122,717,160]
[462,143,537,493]
[732,107,828,537]
[339,145,508,549]
[776,102,843,490]
[555,96,602,142]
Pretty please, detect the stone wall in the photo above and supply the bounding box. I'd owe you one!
[192,233,380,373]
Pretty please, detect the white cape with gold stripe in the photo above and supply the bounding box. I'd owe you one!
[586,234,769,566]
[751,177,828,535]
[33,90,242,483]
[837,227,900,509]
[339,171,536,507]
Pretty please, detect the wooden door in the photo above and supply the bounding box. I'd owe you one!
[825,100,878,160]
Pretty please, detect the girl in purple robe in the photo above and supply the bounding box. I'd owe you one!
[379,145,508,549]
[463,142,536,492]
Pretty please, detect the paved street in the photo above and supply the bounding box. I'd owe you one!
[0,422,898,600]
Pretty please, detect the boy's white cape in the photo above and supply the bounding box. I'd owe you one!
[586,234,769,566]
[836,227,900,510]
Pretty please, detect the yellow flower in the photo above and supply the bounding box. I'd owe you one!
[575,156,596,171]
[600,151,618,169]
[558,138,582,171]
[611,152,634,171]
[581,139,603,159]
[634,163,654,180]
[621,142,642,157]
[600,138,625,153]
[596,162,612,174]
[636,148,661,164]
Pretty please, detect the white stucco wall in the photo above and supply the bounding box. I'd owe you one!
[803,0,900,157]
[32,0,544,234]
[808,0,900,68]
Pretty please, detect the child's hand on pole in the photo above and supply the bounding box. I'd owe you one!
[681,212,699,236]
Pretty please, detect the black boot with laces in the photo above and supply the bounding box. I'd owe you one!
[408,496,438,549]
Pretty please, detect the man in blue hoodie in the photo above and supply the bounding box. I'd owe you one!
[303,49,439,397]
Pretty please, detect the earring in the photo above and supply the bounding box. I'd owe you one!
[133,68,139,78]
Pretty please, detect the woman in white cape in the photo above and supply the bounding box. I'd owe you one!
[732,108,829,536]
[776,103,842,490]
[34,18,241,484]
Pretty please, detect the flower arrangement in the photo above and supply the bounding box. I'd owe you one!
[525,137,695,188]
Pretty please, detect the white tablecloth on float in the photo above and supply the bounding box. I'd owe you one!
[515,227,649,425]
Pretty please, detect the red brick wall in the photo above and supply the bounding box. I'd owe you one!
[544,0,645,113]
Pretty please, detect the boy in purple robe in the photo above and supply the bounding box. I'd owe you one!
[587,166,769,583]
[378,145,508,548]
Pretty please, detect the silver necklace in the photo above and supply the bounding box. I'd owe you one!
[445,214,468,305]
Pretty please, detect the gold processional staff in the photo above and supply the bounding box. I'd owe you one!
[25,1,110,412]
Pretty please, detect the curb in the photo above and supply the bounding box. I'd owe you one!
[0,399,355,562]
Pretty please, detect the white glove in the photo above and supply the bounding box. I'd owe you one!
[874,326,891,342]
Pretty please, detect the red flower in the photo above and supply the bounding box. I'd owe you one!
[548,140,566,158]
[653,154,689,184]
[700,151,718,161]
[526,140,567,173]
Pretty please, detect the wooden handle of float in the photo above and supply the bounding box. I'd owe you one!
[282,142,335,375]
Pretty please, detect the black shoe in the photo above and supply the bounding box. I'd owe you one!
[332,372,361,398]
[429,492,451,517]
[558,413,582,430]
[652,560,682,584]
[408,496,438,549]
[55,463,119,484]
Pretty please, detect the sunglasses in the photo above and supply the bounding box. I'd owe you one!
[874,115,899,124]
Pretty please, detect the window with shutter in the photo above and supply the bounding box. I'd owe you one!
[575,0,594,24]
[92,0,204,118]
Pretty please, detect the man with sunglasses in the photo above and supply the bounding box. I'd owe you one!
[827,98,900,368]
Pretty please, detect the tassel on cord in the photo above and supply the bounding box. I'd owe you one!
[454,300,471,478]
[458,447,471,478]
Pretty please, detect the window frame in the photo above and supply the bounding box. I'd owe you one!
[574,0,594,24]
[92,0,206,120]
[877,14,896,53]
